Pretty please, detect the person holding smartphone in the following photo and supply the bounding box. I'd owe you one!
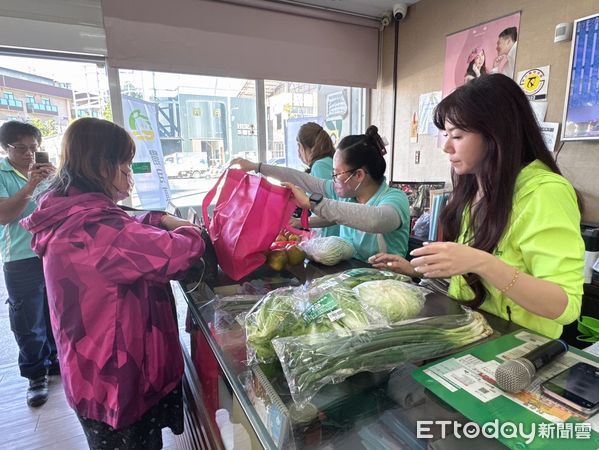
[0,121,58,407]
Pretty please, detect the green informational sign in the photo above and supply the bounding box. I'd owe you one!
[132,162,152,174]
[412,331,599,449]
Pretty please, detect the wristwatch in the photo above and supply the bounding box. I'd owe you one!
[309,193,324,209]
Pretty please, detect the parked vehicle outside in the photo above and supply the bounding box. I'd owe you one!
[164,152,209,179]
[267,158,287,166]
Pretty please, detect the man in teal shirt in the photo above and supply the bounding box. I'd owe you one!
[0,121,56,407]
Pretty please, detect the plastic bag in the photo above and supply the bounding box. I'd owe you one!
[306,267,411,292]
[244,282,374,364]
[272,310,493,406]
[244,286,305,364]
[412,212,431,239]
[212,295,263,314]
[299,236,354,266]
[352,280,426,323]
[244,269,420,365]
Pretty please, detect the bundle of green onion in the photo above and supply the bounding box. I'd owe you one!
[272,310,493,406]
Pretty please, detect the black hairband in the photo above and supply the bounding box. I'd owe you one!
[366,131,387,156]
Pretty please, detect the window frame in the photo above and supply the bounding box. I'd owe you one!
[1,46,370,166]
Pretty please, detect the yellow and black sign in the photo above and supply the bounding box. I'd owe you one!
[518,67,549,101]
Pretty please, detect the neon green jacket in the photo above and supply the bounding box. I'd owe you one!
[448,160,584,338]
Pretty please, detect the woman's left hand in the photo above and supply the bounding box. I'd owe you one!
[160,214,197,231]
[281,182,310,209]
[409,241,488,278]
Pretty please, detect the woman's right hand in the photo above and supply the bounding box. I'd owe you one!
[229,158,258,172]
[27,163,54,189]
[369,252,418,277]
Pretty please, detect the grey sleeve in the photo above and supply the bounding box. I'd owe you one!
[308,216,335,228]
[289,215,334,229]
[259,164,327,194]
[313,199,402,233]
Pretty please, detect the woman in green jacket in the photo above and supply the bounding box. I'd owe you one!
[371,74,584,339]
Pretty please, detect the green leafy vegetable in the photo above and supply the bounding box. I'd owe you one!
[353,280,426,323]
[272,311,493,406]
[245,269,418,364]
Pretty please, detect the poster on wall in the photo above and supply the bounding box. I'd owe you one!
[442,12,521,97]
[122,96,171,209]
[562,13,599,141]
[418,91,442,136]
[539,122,560,151]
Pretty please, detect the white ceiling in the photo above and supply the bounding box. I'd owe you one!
[267,0,421,19]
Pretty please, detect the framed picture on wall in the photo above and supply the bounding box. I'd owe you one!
[562,13,599,141]
[442,12,521,97]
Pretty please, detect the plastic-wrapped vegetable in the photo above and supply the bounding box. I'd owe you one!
[245,287,306,363]
[272,310,493,406]
[352,280,426,323]
[306,267,411,294]
[245,284,375,364]
[299,237,354,266]
[245,269,420,363]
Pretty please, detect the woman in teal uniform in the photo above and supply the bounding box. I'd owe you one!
[231,125,409,262]
[295,122,339,237]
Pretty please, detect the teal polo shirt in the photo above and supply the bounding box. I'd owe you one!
[310,157,340,238]
[0,157,37,262]
[310,157,333,180]
[323,177,410,262]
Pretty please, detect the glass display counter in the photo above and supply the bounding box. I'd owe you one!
[172,261,520,449]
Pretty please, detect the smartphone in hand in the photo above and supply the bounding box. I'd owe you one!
[35,151,50,164]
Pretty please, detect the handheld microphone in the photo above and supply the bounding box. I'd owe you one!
[495,339,568,393]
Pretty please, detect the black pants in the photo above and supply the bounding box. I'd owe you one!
[77,385,183,450]
[4,257,56,379]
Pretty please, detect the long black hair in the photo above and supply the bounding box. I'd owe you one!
[337,125,387,183]
[433,73,564,309]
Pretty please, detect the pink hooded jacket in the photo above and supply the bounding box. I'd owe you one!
[21,189,205,429]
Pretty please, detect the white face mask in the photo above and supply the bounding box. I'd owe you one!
[334,170,359,198]
[113,169,134,201]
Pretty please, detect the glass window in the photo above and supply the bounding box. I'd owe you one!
[0,54,111,164]
[264,81,366,172]
[119,69,257,214]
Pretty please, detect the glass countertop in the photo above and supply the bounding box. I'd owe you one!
[175,261,518,449]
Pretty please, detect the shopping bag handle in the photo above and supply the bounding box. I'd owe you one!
[201,168,230,228]
[285,208,310,235]
[202,168,311,232]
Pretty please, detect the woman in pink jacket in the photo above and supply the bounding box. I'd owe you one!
[21,117,207,449]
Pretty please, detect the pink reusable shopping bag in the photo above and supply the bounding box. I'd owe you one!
[202,169,298,280]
